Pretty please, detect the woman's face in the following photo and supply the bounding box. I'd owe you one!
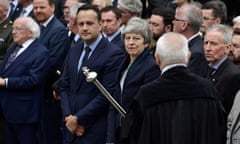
[124,33,146,58]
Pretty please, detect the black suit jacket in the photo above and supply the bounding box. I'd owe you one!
[209,58,240,114]
[110,32,124,50]
[188,34,208,77]
[120,66,225,144]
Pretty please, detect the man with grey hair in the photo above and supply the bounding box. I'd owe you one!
[117,0,142,26]
[173,3,208,77]
[0,16,50,144]
[204,24,240,115]
[119,32,225,144]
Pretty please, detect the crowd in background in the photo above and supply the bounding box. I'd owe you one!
[0,0,240,144]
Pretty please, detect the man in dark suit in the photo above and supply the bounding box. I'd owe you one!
[119,32,225,144]
[33,0,70,143]
[60,4,125,144]
[173,3,208,77]
[0,16,50,144]
[101,6,124,50]
[8,0,23,21]
[204,24,240,115]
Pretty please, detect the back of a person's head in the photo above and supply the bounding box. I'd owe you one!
[156,32,189,65]
[202,0,227,24]
[118,0,142,15]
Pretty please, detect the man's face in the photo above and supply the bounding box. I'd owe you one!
[118,6,132,25]
[33,0,54,23]
[77,9,101,45]
[101,11,121,36]
[0,5,8,21]
[12,18,32,44]
[149,15,165,40]
[231,34,240,62]
[204,31,230,65]
[172,6,187,33]
[63,0,78,23]
[200,9,218,33]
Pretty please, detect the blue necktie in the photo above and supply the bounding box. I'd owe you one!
[5,45,22,69]
[40,25,45,32]
[81,46,91,66]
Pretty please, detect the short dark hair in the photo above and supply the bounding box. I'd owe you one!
[151,7,175,28]
[202,0,227,24]
[100,6,122,20]
[77,4,101,21]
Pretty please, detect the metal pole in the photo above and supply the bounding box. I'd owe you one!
[82,67,126,117]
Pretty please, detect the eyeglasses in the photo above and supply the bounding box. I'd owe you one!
[203,17,215,21]
[174,18,187,22]
[12,27,27,32]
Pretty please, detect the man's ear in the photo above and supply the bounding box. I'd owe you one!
[155,53,161,66]
[187,51,191,63]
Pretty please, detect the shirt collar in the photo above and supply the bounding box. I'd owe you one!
[161,63,187,75]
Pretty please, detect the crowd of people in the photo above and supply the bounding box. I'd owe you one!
[0,0,240,144]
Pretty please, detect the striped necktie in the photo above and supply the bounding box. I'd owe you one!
[5,45,22,69]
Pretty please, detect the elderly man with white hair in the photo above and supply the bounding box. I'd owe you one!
[0,16,50,144]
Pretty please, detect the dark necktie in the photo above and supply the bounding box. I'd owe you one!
[207,66,216,79]
[8,2,15,18]
[5,45,22,69]
[40,25,45,32]
[81,46,91,67]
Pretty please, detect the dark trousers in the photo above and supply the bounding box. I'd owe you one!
[5,122,38,144]
[38,100,63,144]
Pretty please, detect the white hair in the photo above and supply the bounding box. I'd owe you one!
[156,32,189,65]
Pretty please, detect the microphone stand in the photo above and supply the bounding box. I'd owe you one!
[82,67,126,117]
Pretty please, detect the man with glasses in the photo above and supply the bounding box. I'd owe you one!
[0,16,50,144]
[200,0,227,35]
[173,3,208,77]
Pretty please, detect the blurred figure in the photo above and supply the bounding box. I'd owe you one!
[8,0,23,21]
[101,5,124,50]
[173,0,192,8]
[229,29,240,68]
[92,0,112,10]
[144,0,174,18]
[232,16,240,32]
[227,89,240,144]
[119,32,225,144]
[33,0,70,143]
[60,4,125,144]
[173,3,208,77]
[200,0,227,34]
[117,0,142,27]
[204,24,240,115]
[148,7,175,54]
[18,0,35,18]
[0,0,13,142]
[106,17,160,144]
[0,0,13,63]
[0,16,50,144]
[63,0,78,24]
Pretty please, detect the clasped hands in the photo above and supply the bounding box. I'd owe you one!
[65,115,85,136]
